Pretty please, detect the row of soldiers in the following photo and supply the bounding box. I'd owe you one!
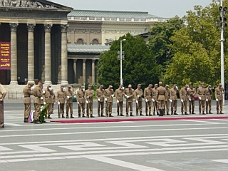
[23,81,225,123]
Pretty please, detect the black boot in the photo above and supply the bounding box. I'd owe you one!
[34,120,42,124]
[70,114,74,118]
[24,118,28,123]
[62,114,65,118]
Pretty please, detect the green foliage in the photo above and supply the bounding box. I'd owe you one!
[39,104,48,123]
[163,0,228,87]
[97,33,161,89]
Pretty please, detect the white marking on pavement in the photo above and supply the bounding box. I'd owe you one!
[213,159,228,164]
[19,145,56,152]
[0,126,227,138]
[0,146,12,151]
[84,155,164,171]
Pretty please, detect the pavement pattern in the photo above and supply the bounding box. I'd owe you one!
[0,100,228,171]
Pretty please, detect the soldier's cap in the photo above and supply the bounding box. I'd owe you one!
[137,84,141,87]
[166,84,169,87]
[68,85,72,88]
[38,80,44,84]
[219,83,222,86]
[155,84,158,86]
[201,82,204,85]
[27,81,34,85]
[149,84,152,87]
[208,85,211,87]
[128,84,132,88]
[88,84,92,87]
[109,85,113,88]
[81,85,85,88]
[47,84,51,87]
[60,85,65,88]
[159,82,162,84]
[100,85,104,88]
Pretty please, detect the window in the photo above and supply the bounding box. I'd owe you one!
[76,38,84,44]
[92,39,99,45]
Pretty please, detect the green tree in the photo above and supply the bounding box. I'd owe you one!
[97,33,161,89]
[164,0,228,87]
[148,17,184,67]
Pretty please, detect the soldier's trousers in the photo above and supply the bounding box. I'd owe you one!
[181,100,187,114]
[206,100,211,113]
[47,103,52,115]
[145,101,152,115]
[216,100,223,113]
[136,100,142,115]
[126,101,133,115]
[0,101,4,127]
[158,100,165,110]
[24,103,31,119]
[165,101,170,114]
[152,101,158,114]
[171,100,177,114]
[117,101,123,115]
[51,103,54,113]
[34,103,41,121]
[86,102,93,116]
[189,100,195,113]
[106,102,113,116]
[66,103,73,116]
[78,102,85,116]
[199,100,205,113]
[98,101,104,116]
[59,103,65,114]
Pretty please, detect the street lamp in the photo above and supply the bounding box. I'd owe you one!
[120,39,126,85]
[219,1,227,103]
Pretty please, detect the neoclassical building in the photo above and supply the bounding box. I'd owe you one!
[0,0,72,85]
[0,1,167,91]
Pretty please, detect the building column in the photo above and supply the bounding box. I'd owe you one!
[10,23,18,85]
[83,59,86,84]
[44,24,52,85]
[73,59,77,83]
[27,23,35,83]
[61,24,68,85]
[92,59,95,84]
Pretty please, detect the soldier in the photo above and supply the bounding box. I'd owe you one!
[170,84,178,115]
[23,81,34,122]
[152,84,158,115]
[124,84,134,116]
[215,83,225,114]
[56,85,66,118]
[187,84,196,114]
[206,85,213,114]
[197,82,207,114]
[157,82,166,116]
[0,83,7,128]
[50,89,55,114]
[144,84,152,116]
[115,84,124,116]
[165,85,170,115]
[96,85,105,117]
[104,85,114,117]
[134,84,143,116]
[32,80,43,124]
[65,85,74,118]
[85,84,94,118]
[180,85,188,115]
[43,85,54,119]
[76,86,86,117]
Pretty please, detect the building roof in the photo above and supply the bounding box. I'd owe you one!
[68,9,160,19]
[67,44,110,54]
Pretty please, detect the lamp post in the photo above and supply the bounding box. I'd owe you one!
[120,39,126,85]
[219,1,227,104]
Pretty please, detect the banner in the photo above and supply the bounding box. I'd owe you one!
[0,42,11,70]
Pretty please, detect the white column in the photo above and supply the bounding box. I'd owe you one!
[61,24,68,85]
[44,24,52,85]
[10,23,18,85]
[83,59,86,84]
[92,59,95,84]
[73,59,77,83]
[27,23,35,83]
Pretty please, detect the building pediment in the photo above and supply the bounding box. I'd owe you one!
[0,0,72,11]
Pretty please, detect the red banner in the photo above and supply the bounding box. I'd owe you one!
[0,42,11,70]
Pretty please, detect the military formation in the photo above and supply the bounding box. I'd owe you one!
[22,81,225,124]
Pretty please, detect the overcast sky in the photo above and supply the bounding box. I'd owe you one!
[52,0,215,18]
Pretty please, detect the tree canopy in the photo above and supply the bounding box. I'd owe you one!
[97,33,161,89]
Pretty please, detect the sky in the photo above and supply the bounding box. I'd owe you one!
[52,0,214,18]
